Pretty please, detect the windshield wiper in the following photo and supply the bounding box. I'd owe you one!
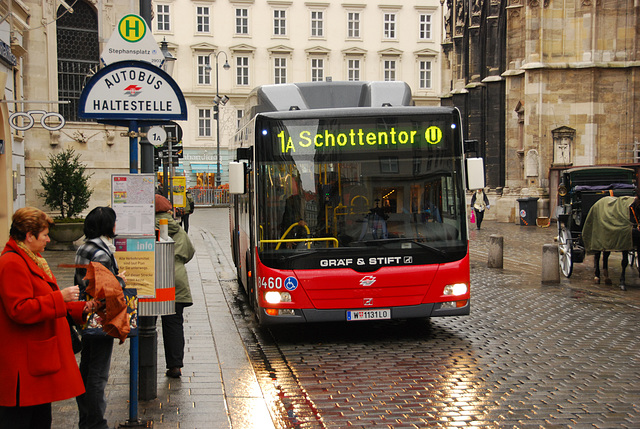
[350,238,447,257]
[278,249,323,261]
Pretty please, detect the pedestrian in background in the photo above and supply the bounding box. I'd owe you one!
[180,189,195,233]
[0,207,89,428]
[74,207,125,429]
[155,194,195,378]
[470,188,490,230]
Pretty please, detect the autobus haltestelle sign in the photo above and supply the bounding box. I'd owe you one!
[78,60,187,121]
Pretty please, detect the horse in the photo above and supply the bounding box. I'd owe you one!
[585,196,640,291]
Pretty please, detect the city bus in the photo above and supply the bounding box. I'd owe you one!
[228,81,482,325]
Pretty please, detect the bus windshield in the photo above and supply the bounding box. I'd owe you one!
[254,112,468,269]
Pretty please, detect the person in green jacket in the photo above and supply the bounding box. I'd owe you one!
[180,189,195,233]
[154,194,195,378]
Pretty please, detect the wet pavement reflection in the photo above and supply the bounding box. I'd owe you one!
[223,220,640,428]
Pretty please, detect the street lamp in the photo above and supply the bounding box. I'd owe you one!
[160,38,176,75]
[208,51,230,188]
[158,37,177,200]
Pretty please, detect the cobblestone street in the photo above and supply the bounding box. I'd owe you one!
[47,210,640,428]
[226,218,640,428]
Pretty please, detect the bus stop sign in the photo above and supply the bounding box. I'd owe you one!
[77,60,187,121]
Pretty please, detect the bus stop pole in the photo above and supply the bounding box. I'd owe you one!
[123,120,143,427]
[139,127,158,402]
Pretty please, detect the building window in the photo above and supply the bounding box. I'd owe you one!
[196,6,210,33]
[380,157,399,174]
[348,59,360,81]
[383,13,396,39]
[197,55,211,85]
[384,60,396,81]
[311,58,324,82]
[274,9,286,36]
[311,11,324,37]
[419,60,431,88]
[56,0,99,122]
[156,4,171,31]
[274,57,287,84]
[419,14,432,40]
[236,56,249,86]
[347,12,360,38]
[237,109,244,129]
[199,109,211,137]
[235,8,249,35]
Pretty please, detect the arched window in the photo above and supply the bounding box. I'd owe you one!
[57,1,99,122]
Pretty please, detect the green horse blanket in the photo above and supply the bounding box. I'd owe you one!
[582,196,634,252]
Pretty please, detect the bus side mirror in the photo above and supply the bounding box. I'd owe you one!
[466,157,485,190]
[464,139,479,156]
[229,161,246,194]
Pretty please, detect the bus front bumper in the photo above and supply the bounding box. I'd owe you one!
[257,301,470,325]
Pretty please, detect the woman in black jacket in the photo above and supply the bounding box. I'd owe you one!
[74,207,125,429]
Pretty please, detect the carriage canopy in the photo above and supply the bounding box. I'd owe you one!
[582,196,635,252]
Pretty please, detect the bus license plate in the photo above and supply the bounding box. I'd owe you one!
[346,309,391,321]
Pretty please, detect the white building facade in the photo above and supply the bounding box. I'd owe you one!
[152,0,444,187]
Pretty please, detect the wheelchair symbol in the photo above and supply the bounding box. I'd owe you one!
[284,276,298,291]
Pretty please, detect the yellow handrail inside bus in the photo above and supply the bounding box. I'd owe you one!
[332,203,348,236]
[350,195,369,213]
[262,236,339,249]
[276,223,311,249]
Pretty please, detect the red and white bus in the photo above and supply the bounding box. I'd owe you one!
[228,81,482,325]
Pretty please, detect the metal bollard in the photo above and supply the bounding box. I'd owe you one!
[488,235,504,268]
[541,244,560,284]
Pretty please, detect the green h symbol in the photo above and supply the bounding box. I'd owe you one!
[118,15,145,42]
[125,19,141,39]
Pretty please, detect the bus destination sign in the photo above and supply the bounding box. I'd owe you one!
[275,125,443,154]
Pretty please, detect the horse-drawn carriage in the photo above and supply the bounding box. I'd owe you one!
[556,166,637,278]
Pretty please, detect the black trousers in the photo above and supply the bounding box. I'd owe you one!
[0,403,52,429]
[76,335,114,429]
[180,214,190,233]
[474,208,485,229]
[161,303,188,369]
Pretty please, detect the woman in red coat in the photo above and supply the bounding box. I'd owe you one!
[0,207,89,428]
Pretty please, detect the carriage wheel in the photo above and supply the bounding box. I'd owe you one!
[558,225,573,278]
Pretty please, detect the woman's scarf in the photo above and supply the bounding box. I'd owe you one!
[99,236,116,254]
[16,240,53,279]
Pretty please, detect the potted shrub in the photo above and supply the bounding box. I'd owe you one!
[38,148,93,249]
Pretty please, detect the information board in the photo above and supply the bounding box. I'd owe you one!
[115,237,156,298]
[112,174,156,236]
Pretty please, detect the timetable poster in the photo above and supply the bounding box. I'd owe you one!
[172,176,186,208]
[114,237,156,298]
[112,174,156,236]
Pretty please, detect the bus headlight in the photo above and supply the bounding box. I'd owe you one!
[443,283,468,296]
[264,291,292,304]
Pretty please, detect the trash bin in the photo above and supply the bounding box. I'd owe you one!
[517,197,539,226]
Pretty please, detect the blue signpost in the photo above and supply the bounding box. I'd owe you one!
[78,60,186,426]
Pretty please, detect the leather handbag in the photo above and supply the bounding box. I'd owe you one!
[67,314,82,354]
